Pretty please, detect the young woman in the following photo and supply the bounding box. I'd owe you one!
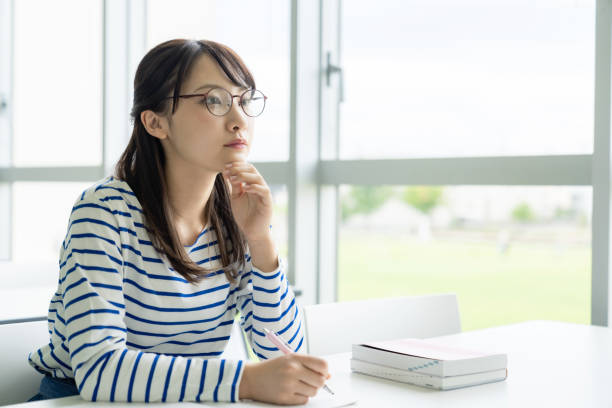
[28,39,329,405]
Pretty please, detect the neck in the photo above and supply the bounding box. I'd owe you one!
[164,157,218,241]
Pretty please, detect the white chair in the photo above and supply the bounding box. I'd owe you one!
[302,294,461,356]
[0,319,50,406]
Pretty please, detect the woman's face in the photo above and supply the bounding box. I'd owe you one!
[161,54,255,174]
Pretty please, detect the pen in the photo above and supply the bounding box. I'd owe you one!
[263,328,335,395]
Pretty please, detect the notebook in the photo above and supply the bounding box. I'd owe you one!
[351,358,507,390]
[352,338,507,377]
[206,391,357,407]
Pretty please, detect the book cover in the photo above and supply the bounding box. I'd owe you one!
[352,338,507,377]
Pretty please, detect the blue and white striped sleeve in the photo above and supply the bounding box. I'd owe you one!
[236,251,305,360]
[60,193,244,402]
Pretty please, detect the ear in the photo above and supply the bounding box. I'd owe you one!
[140,110,169,140]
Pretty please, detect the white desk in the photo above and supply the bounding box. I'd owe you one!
[8,321,612,407]
[324,320,612,407]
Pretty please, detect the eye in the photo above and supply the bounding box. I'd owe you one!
[206,96,223,105]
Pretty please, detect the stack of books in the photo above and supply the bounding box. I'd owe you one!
[351,338,507,390]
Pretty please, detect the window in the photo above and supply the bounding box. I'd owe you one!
[12,182,91,263]
[13,0,103,166]
[339,0,594,159]
[338,185,591,330]
[3,0,612,328]
[2,1,291,283]
[316,0,601,326]
[4,0,104,266]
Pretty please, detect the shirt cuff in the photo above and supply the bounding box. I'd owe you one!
[231,360,247,403]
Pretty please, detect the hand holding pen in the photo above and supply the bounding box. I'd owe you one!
[264,328,335,395]
[239,332,333,405]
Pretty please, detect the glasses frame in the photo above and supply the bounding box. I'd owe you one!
[165,87,267,117]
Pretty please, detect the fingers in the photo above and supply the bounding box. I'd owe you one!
[224,172,244,198]
[229,171,261,185]
[224,163,263,184]
[223,162,270,200]
[270,354,330,405]
[297,365,327,390]
[224,161,259,175]
[242,183,271,201]
[290,394,309,406]
[294,354,330,378]
[294,380,319,398]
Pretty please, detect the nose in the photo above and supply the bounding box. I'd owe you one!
[226,96,249,132]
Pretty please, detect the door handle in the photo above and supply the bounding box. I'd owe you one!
[325,52,344,103]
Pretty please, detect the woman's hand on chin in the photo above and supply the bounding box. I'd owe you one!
[222,160,273,243]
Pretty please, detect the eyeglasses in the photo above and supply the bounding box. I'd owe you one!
[166,87,267,117]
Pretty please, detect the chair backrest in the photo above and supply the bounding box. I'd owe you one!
[302,294,461,356]
[219,318,249,360]
[0,319,49,406]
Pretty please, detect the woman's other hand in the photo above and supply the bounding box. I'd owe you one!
[239,354,330,405]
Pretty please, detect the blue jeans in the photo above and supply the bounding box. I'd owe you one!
[29,375,79,401]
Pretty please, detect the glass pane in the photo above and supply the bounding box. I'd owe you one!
[146,0,289,162]
[13,182,91,263]
[13,0,103,166]
[338,185,591,330]
[340,0,594,159]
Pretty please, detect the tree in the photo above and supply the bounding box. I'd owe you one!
[511,202,535,223]
[341,186,394,222]
[401,186,443,215]
[401,186,444,241]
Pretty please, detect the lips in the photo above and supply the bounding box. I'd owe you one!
[224,139,247,147]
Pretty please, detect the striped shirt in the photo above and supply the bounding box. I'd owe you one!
[28,176,304,403]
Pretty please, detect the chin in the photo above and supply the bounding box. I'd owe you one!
[230,150,249,160]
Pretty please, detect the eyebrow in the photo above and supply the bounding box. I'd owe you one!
[192,83,249,93]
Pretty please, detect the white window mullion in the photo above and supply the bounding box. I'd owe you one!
[129,0,147,84]
[103,0,131,177]
[128,0,147,132]
[592,0,612,327]
[0,184,10,261]
[0,0,11,166]
[288,0,321,305]
[318,0,342,304]
[0,0,13,260]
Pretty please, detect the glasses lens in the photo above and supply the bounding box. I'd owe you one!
[206,88,232,116]
[241,90,266,117]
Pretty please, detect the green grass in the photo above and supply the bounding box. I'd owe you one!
[338,233,591,331]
